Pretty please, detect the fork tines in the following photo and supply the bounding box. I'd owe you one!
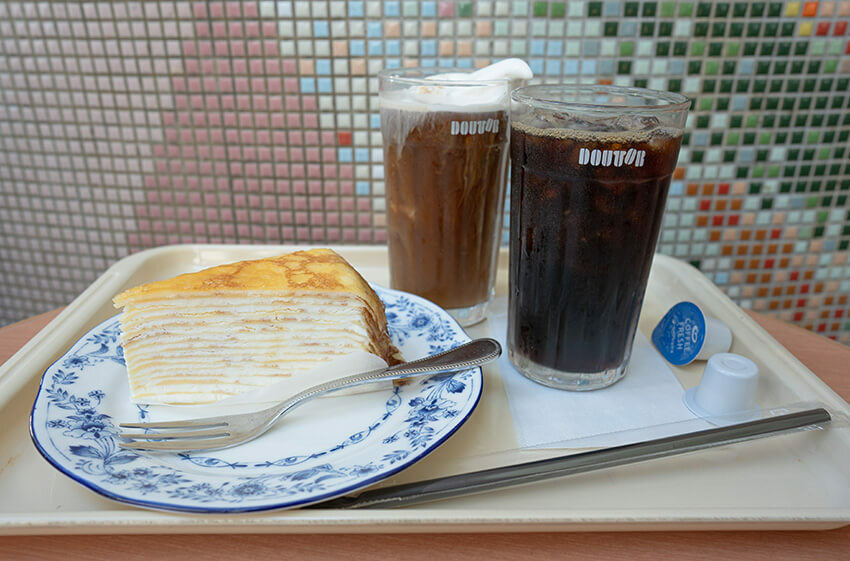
[119,419,233,451]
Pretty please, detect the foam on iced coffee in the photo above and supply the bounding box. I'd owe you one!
[381,59,532,152]
[380,59,533,113]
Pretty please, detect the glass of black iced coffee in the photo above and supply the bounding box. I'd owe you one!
[508,85,690,390]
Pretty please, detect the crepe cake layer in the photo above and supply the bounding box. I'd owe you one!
[113,248,401,404]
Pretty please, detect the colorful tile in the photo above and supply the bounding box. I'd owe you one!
[0,0,848,344]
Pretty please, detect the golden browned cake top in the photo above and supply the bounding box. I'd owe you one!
[113,248,383,311]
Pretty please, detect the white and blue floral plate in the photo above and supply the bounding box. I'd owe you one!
[30,286,482,513]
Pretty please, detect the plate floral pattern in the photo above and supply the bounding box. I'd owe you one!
[30,286,482,513]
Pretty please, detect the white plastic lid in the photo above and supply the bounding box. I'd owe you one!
[652,302,733,365]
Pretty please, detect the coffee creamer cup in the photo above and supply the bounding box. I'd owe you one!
[651,302,733,366]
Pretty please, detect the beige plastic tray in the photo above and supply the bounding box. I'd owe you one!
[1,245,849,535]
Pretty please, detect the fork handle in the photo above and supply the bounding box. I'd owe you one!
[270,338,501,417]
[383,338,502,376]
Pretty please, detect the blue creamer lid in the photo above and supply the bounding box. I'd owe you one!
[651,301,707,366]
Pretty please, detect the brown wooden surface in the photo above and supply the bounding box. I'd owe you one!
[1,308,848,560]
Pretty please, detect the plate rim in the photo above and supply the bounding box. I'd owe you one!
[29,285,484,514]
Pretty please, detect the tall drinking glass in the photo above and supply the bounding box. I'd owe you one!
[508,85,690,390]
[379,68,511,326]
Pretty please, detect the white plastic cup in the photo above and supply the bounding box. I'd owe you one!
[683,353,761,425]
[697,316,733,360]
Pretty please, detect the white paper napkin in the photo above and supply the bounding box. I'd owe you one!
[488,298,708,448]
[137,351,389,419]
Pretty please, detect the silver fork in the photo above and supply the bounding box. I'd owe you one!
[118,338,501,452]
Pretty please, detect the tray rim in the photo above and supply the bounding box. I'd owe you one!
[1,243,849,534]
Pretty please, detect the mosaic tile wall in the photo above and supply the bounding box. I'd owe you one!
[1,1,849,343]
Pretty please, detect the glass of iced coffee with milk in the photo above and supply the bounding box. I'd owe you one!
[379,60,532,326]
